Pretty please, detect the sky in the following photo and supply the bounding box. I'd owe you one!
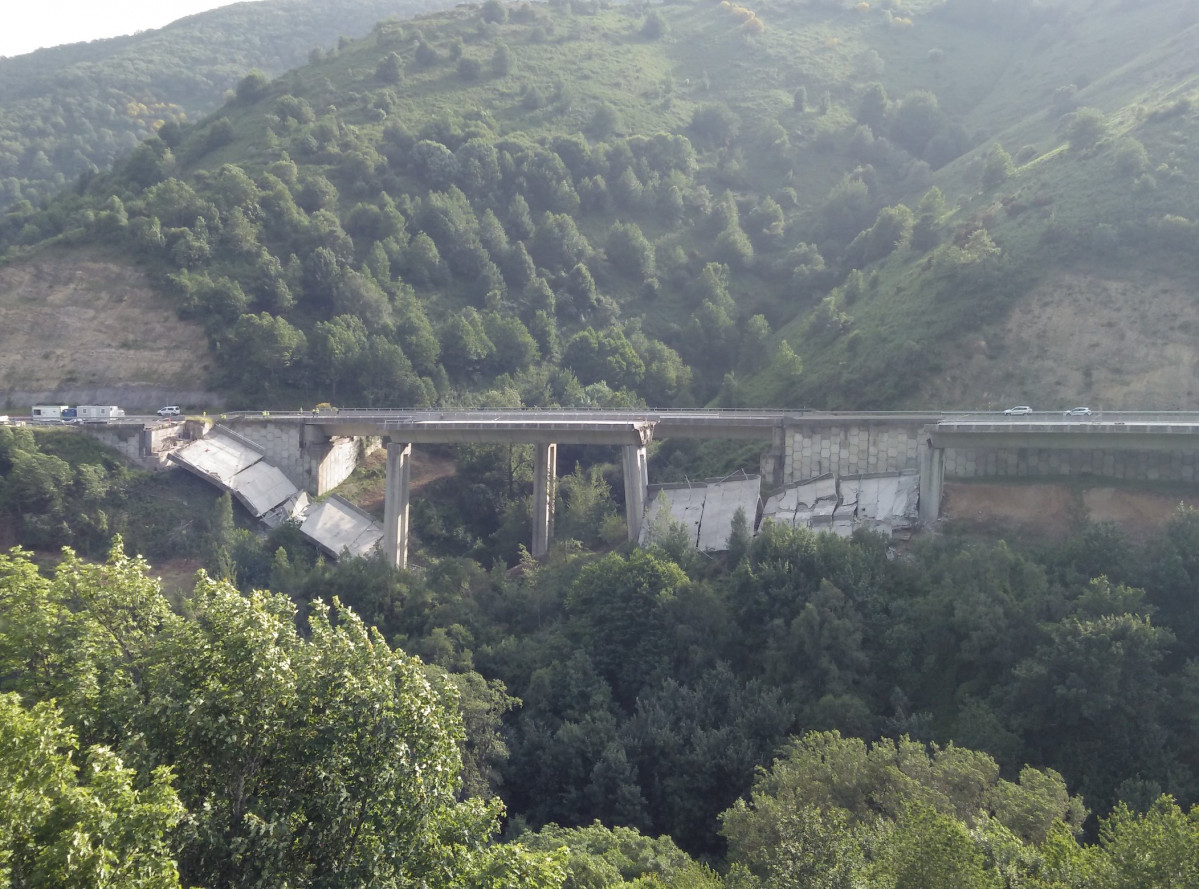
[2,0,259,58]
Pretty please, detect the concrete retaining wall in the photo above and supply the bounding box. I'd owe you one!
[942,446,1199,481]
[221,419,376,494]
[2,385,222,413]
[784,422,1199,486]
[82,424,144,463]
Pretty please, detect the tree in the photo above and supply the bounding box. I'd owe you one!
[589,103,621,139]
[819,175,873,243]
[890,90,949,158]
[1065,107,1108,154]
[565,550,688,708]
[521,823,722,889]
[1097,796,1199,888]
[0,544,567,889]
[481,0,507,23]
[689,104,739,148]
[376,51,405,84]
[605,222,655,280]
[641,12,668,40]
[981,143,1015,189]
[492,42,513,77]
[207,492,237,581]
[0,693,185,889]
[223,312,307,393]
[911,187,945,252]
[235,70,270,104]
[845,204,914,265]
[871,804,1001,889]
[531,212,590,272]
[856,82,888,131]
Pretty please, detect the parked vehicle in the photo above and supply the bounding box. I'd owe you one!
[1003,405,1033,415]
[1063,406,1093,417]
[157,405,182,417]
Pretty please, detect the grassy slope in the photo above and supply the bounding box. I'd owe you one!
[759,0,1199,410]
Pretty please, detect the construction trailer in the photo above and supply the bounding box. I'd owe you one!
[76,405,126,422]
[30,404,70,421]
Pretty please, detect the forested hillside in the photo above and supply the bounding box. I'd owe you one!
[4,0,1199,412]
[0,0,452,212]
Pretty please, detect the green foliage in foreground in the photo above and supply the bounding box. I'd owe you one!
[0,541,565,889]
[6,519,1199,887]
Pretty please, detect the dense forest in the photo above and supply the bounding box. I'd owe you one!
[5,0,1199,885]
[0,0,453,212]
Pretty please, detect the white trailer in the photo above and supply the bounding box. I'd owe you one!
[76,405,126,422]
[31,404,70,421]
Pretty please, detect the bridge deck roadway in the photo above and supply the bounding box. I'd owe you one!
[224,409,943,443]
[316,417,655,445]
[931,421,1199,451]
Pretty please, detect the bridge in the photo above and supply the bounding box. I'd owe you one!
[75,409,1199,567]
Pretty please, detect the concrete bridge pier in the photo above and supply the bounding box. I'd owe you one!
[532,443,557,558]
[383,441,412,569]
[623,444,649,542]
[918,437,944,524]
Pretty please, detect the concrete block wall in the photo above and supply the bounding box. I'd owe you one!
[224,421,307,487]
[784,421,925,482]
[223,419,375,494]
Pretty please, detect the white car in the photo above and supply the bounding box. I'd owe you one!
[1003,405,1033,415]
[157,405,182,417]
[1063,406,1093,417]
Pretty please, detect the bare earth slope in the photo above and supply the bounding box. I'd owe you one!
[0,248,219,411]
[914,270,1199,411]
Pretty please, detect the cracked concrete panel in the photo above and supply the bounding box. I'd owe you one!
[231,461,300,518]
[301,495,383,559]
[169,431,264,487]
[763,475,837,527]
[845,473,919,528]
[641,485,707,548]
[764,472,918,537]
[695,475,761,553]
[641,474,762,552]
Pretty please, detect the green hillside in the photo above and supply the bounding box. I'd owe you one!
[0,0,452,211]
[2,0,1199,414]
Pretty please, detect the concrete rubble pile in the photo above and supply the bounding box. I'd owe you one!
[761,471,919,538]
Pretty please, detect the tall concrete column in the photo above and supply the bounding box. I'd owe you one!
[919,440,944,524]
[532,442,557,558]
[623,444,648,543]
[383,442,412,569]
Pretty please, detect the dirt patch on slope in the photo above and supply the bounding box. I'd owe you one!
[0,247,215,408]
[942,480,1199,542]
[350,448,458,515]
[915,270,1199,410]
